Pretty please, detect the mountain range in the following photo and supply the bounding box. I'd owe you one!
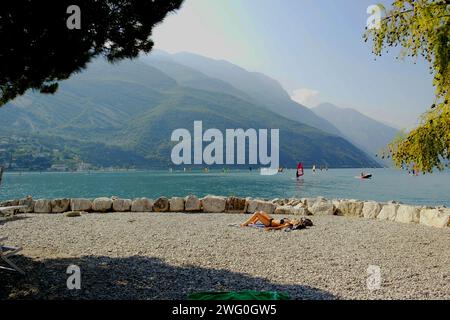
[312,103,398,159]
[0,51,383,170]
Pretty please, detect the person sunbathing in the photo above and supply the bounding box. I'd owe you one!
[240,211,312,231]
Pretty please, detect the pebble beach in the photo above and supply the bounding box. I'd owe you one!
[1,212,449,300]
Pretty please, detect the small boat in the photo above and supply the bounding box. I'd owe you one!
[355,174,372,179]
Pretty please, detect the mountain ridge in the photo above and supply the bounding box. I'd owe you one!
[312,102,398,160]
[0,58,380,170]
[146,50,343,136]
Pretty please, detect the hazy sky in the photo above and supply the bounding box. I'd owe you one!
[153,0,436,129]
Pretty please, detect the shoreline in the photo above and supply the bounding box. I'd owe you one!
[2,195,450,229]
[2,169,450,209]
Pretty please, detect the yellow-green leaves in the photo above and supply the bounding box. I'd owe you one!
[365,0,450,173]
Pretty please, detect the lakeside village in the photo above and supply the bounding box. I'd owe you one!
[0,135,104,172]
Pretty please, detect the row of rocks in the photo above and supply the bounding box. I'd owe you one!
[1,195,449,229]
[271,197,450,229]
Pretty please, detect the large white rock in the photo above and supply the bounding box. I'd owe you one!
[395,205,420,224]
[271,198,286,206]
[131,198,153,212]
[34,199,52,213]
[51,198,70,213]
[274,205,296,215]
[0,199,19,207]
[420,209,450,228]
[347,200,364,217]
[92,197,113,213]
[274,204,310,216]
[201,195,226,213]
[362,201,382,219]
[286,198,303,206]
[333,200,347,216]
[185,195,201,212]
[309,200,335,216]
[246,199,276,215]
[377,204,399,221]
[335,200,363,217]
[304,197,326,209]
[70,199,92,212]
[112,198,132,212]
[169,197,185,212]
[294,204,311,216]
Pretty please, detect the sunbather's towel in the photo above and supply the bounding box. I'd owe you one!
[249,223,265,229]
[228,223,265,229]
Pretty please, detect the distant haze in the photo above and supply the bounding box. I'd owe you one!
[152,0,435,129]
[312,103,398,159]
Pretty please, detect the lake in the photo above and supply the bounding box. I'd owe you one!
[0,168,449,206]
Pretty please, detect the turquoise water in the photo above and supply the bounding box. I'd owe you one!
[0,168,449,206]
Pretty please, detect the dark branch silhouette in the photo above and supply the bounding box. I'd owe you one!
[0,0,184,106]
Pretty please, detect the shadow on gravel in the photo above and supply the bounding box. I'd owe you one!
[0,216,30,226]
[0,255,337,300]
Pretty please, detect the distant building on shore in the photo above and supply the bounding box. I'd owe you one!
[50,164,68,172]
[77,162,92,171]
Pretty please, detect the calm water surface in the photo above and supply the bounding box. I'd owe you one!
[1,168,449,206]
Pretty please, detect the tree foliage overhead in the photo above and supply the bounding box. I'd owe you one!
[0,0,184,106]
[365,0,450,173]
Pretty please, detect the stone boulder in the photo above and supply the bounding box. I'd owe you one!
[112,198,132,212]
[274,204,309,216]
[51,198,70,213]
[0,199,19,207]
[0,199,29,216]
[185,195,201,212]
[226,197,247,213]
[334,200,363,217]
[395,205,420,224]
[202,195,226,213]
[304,197,325,209]
[309,200,335,216]
[246,199,276,215]
[377,204,399,221]
[70,199,92,212]
[286,198,303,206]
[131,198,153,212]
[18,196,35,213]
[294,204,311,216]
[169,197,185,212]
[153,197,169,212]
[92,197,113,213]
[34,199,52,213]
[66,211,82,217]
[0,208,14,217]
[271,198,286,206]
[362,201,382,219]
[348,200,364,217]
[274,205,294,215]
[420,209,450,228]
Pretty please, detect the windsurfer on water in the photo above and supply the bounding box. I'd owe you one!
[296,162,304,178]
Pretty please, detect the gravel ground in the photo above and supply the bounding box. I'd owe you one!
[1,212,449,300]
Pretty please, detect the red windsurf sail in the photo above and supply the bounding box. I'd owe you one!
[296,162,304,177]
